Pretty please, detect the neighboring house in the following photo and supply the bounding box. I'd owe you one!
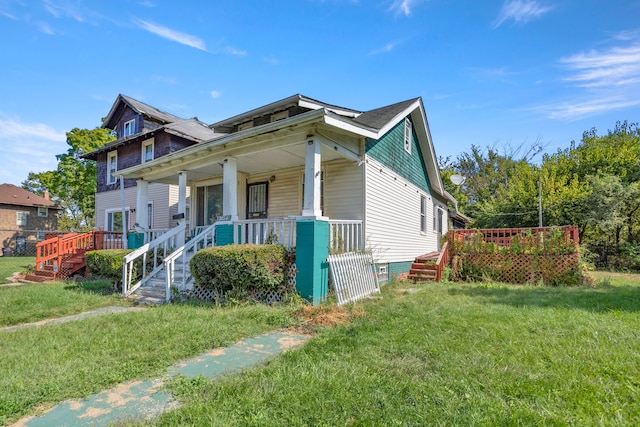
[83,94,218,234]
[0,184,62,256]
[116,94,455,279]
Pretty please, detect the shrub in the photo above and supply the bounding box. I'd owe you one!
[190,244,292,302]
[85,249,133,290]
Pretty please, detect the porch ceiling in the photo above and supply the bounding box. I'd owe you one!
[140,137,347,185]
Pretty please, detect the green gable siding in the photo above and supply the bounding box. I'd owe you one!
[365,117,431,194]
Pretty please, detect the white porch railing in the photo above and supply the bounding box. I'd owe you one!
[329,220,363,254]
[142,228,169,243]
[233,218,297,249]
[163,223,217,302]
[122,223,185,297]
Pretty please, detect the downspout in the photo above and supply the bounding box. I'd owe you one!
[120,175,128,249]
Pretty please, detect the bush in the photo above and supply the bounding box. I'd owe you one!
[190,244,291,301]
[85,249,133,289]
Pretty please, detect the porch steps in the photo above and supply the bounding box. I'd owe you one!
[130,255,193,305]
[25,251,87,282]
[407,251,440,282]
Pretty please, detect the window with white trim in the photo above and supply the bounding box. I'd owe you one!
[123,119,136,137]
[420,195,427,233]
[16,212,27,226]
[38,207,48,217]
[107,151,117,185]
[404,118,412,154]
[142,140,154,163]
[105,208,130,233]
[433,205,444,234]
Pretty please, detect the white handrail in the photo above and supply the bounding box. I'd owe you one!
[122,223,186,297]
[163,223,216,302]
[233,218,296,249]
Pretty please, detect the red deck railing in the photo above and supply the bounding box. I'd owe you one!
[35,230,123,278]
[449,226,579,254]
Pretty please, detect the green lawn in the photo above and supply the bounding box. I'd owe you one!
[0,280,130,327]
[2,272,640,426]
[0,256,35,284]
[140,272,640,426]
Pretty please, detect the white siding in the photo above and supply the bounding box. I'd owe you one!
[324,160,364,220]
[95,183,188,230]
[364,157,440,264]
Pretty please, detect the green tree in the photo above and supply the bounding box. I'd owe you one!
[22,127,114,230]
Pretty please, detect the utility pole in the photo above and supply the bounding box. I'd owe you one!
[538,176,543,227]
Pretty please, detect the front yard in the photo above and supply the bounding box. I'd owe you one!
[1,271,639,425]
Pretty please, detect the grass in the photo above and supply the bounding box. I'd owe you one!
[0,256,35,284]
[2,272,640,426]
[0,299,299,425]
[0,280,129,327]
[133,273,640,426]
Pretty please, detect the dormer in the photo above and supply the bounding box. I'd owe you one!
[102,94,182,139]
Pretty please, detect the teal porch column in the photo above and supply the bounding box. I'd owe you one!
[214,223,234,246]
[295,218,329,305]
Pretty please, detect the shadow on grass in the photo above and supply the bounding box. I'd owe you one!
[447,282,640,313]
[63,279,118,296]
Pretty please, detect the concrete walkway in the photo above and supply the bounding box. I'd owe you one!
[11,331,310,426]
[0,306,146,333]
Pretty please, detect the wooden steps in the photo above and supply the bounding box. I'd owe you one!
[408,245,449,283]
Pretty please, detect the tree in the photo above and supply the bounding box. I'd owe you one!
[22,127,115,230]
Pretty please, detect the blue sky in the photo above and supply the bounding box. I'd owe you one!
[1,0,639,186]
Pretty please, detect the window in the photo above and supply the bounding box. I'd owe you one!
[16,212,27,226]
[105,208,130,232]
[142,140,154,163]
[36,230,46,241]
[38,207,48,217]
[123,119,136,137]
[404,118,412,154]
[420,196,427,233]
[271,111,289,122]
[107,151,118,185]
[434,205,444,234]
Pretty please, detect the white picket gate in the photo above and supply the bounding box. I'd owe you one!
[327,252,380,305]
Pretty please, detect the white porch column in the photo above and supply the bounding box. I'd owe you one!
[302,137,323,218]
[223,157,238,221]
[177,171,187,246]
[135,179,149,229]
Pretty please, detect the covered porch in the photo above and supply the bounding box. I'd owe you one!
[119,111,368,304]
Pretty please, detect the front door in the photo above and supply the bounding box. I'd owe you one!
[247,182,268,219]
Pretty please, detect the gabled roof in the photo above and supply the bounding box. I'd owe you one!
[83,118,219,160]
[0,184,61,209]
[352,98,419,130]
[102,94,183,130]
[209,94,362,129]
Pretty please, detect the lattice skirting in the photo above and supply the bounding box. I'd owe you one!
[178,263,297,304]
[451,253,581,285]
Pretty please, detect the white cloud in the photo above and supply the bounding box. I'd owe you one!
[369,42,396,55]
[210,90,221,99]
[536,97,640,121]
[135,19,207,51]
[0,118,65,141]
[389,0,417,16]
[43,0,85,23]
[223,46,247,56]
[37,22,56,35]
[560,44,640,88]
[139,0,156,7]
[493,0,553,28]
[0,117,67,184]
[0,10,17,20]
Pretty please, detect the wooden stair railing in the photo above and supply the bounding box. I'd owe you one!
[408,241,449,283]
[29,231,123,281]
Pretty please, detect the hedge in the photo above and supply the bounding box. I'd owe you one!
[85,249,133,289]
[189,244,291,301]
